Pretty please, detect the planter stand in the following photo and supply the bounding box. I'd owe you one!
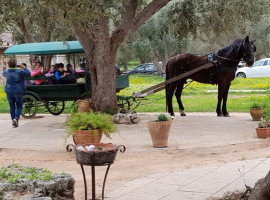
[75,144,126,200]
[80,160,111,200]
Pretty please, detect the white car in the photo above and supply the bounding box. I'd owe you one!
[236,58,270,78]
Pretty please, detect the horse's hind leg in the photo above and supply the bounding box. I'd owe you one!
[175,82,186,116]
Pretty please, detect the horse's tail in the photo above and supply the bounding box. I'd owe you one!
[165,61,170,113]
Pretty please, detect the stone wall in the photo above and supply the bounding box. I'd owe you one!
[0,172,75,200]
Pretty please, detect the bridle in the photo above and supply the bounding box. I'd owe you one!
[216,41,254,63]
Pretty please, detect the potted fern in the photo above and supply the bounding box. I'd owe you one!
[250,103,264,121]
[147,113,172,148]
[65,111,117,145]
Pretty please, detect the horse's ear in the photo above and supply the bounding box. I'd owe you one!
[245,36,249,43]
[253,45,256,52]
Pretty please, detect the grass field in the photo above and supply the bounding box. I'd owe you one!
[0,75,270,114]
[117,75,270,113]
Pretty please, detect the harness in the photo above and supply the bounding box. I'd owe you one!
[207,53,238,84]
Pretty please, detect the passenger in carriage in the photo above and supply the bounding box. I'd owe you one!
[66,63,75,74]
[65,63,75,84]
[31,62,46,85]
[45,65,56,84]
[54,63,68,84]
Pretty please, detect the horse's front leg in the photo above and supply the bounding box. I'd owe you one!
[175,83,186,116]
[216,83,224,117]
[166,83,177,117]
[222,82,231,117]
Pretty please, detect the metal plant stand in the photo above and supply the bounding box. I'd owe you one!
[75,144,126,200]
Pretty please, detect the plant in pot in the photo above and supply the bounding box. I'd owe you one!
[256,121,269,139]
[65,111,117,145]
[147,113,172,148]
[263,110,270,135]
[250,103,264,121]
[77,99,92,112]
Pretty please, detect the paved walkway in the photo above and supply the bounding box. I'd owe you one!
[106,158,270,200]
[0,112,269,200]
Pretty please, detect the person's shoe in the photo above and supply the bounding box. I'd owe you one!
[12,118,18,128]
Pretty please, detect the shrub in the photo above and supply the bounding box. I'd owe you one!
[157,113,170,121]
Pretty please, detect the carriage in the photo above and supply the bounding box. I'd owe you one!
[4,41,129,118]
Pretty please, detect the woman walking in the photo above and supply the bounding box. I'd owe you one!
[2,58,30,128]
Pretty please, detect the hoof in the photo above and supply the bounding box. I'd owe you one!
[224,113,230,117]
[217,113,224,117]
[179,110,186,116]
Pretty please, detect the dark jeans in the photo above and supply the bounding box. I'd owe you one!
[6,92,24,120]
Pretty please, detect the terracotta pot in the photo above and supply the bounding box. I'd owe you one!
[147,121,172,148]
[73,129,102,145]
[256,127,269,139]
[78,101,90,112]
[250,108,264,121]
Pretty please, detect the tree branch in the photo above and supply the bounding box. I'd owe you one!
[17,18,35,43]
[111,0,171,52]
[129,0,171,34]
[111,0,138,52]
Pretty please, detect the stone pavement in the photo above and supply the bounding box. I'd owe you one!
[0,112,270,200]
[106,158,270,200]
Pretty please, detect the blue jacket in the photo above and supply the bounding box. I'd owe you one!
[2,68,31,93]
[55,70,64,80]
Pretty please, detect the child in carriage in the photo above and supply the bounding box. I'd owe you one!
[54,63,68,84]
[45,65,56,84]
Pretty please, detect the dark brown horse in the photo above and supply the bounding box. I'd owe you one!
[166,36,256,117]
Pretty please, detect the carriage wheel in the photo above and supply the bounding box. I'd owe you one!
[46,101,65,115]
[117,99,132,113]
[21,95,38,119]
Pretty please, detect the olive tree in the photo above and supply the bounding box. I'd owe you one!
[49,0,172,112]
[0,0,73,69]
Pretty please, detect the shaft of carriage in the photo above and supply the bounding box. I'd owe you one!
[132,61,217,98]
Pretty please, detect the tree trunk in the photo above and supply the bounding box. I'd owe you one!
[41,55,53,71]
[75,23,118,113]
[150,51,164,74]
[249,170,270,200]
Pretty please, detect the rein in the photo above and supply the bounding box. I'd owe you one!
[215,55,242,62]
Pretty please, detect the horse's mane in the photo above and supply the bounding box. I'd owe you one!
[217,39,244,57]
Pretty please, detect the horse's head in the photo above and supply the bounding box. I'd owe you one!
[242,36,256,67]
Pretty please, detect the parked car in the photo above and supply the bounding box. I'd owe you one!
[235,58,270,78]
[80,58,121,75]
[124,63,159,75]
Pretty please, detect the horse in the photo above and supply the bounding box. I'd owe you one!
[165,36,256,117]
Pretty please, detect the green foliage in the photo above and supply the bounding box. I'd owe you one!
[258,121,268,128]
[65,111,117,138]
[0,164,54,184]
[250,103,264,108]
[157,113,170,121]
[263,110,270,122]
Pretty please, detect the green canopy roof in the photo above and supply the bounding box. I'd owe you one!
[4,41,84,55]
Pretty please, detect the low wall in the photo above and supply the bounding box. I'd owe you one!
[0,166,75,200]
